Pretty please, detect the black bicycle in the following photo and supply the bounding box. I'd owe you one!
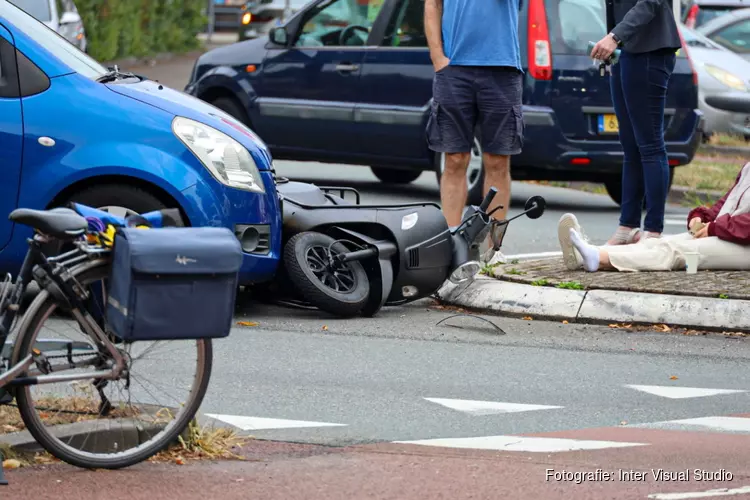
[0,205,212,472]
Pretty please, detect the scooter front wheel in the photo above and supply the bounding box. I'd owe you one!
[283,232,370,317]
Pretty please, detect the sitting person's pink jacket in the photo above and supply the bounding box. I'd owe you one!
[688,162,750,245]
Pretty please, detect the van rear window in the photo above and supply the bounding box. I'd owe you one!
[545,0,608,54]
[545,0,686,57]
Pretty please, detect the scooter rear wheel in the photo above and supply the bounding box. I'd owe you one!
[283,232,370,317]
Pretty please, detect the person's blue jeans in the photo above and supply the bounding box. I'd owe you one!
[610,49,676,234]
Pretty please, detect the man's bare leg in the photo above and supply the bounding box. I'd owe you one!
[482,152,511,222]
[441,151,471,227]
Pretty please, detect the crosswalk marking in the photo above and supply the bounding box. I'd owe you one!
[624,385,747,399]
[394,435,648,452]
[647,486,750,499]
[634,416,750,433]
[205,414,346,431]
[424,397,563,415]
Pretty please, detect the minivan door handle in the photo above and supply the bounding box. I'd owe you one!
[335,63,359,72]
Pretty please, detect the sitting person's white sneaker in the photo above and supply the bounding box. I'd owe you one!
[558,213,585,270]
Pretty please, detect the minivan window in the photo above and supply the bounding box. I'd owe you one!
[2,0,106,79]
[550,0,607,54]
[7,0,51,22]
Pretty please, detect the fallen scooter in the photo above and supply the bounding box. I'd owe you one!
[271,177,546,318]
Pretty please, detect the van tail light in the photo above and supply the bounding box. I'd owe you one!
[527,0,552,80]
[685,4,699,28]
[677,28,699,85]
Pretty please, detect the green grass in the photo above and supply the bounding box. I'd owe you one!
[530,278,550,286]
[556,281,585,290]
[505,268,526,275]
[674,154,742,193]
[706,132,748,148]
[719,293,729,299]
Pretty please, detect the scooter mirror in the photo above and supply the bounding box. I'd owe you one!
[524,196,546,220]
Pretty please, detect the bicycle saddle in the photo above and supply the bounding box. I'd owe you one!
[9,207,88,239]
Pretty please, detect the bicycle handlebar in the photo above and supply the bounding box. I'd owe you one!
[68,203,184,229]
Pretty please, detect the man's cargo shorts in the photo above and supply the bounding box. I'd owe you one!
[426,65,524,156]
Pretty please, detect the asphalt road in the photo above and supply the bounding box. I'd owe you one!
[197,300,750,448]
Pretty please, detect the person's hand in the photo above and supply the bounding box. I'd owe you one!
[590,34,618,61]
[689,217,703,231]
[432,54,450,73]
[694,223,710,239]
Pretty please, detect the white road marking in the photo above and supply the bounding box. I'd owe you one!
[424,397,563,415]
[504,251,562,261]
[647,486,750,499]
[634,416,750,433]
[205,414,346,431]
[624,384,747,399]
[665,218,688,226]
[394,435,647,452]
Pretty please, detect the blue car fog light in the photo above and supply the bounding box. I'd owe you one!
[234,224,271,254]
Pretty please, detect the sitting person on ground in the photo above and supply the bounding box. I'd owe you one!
[557,162,750,272]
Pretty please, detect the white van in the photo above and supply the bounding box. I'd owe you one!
[8,0,87,52]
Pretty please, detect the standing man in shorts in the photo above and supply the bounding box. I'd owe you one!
[424,0,524,264]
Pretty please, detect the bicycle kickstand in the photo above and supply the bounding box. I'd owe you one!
[0,449,8,485]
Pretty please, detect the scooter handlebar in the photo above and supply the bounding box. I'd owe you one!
[479,188,497,213]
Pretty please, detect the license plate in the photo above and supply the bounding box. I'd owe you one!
[598,114,619,133]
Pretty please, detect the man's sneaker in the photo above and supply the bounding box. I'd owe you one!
[558,213,585,270]
[479,224,507,265]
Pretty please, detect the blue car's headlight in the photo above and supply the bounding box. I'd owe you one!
[172,116,265,193]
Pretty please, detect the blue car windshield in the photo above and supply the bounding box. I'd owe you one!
[3,0,107,79]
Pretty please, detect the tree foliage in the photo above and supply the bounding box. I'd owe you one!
[70,0,207,61]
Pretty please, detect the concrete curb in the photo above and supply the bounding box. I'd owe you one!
[699,144,750,157]
[436,276,750,332]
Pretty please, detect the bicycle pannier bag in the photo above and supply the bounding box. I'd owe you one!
[106,227,243,341]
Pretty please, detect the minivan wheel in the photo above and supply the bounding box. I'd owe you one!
[370,167,422,184]
[604,168,674,207]
[210,96,250,125]
[436,137,485,206]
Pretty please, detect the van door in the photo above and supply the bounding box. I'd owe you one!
[0,25,23,249]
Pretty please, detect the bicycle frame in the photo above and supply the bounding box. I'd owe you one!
[0,235,123,391]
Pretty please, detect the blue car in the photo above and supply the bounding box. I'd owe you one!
[185,0,705,206]
[0,1,281,284]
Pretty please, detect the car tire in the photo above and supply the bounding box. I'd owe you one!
[604,168,674,207]
[370,167,422,184]
[65,184,169,218]
[210,96,250,126]
[435,137,485,206]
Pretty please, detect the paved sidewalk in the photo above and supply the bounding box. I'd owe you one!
[437,258,750,332]
[4,431,749,500]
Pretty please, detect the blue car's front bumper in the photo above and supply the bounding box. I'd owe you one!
[179,170,282,285]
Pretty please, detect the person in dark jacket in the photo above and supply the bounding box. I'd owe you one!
[590,0,683,246]
[556,162,750,272]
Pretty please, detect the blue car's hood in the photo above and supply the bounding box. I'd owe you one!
[106,79,272,169]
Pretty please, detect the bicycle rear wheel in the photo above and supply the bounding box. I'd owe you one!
[10,259,213,469]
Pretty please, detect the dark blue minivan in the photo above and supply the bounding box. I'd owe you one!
[186,0,704,205]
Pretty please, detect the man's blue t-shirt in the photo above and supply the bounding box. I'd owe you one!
[441,0,522,70]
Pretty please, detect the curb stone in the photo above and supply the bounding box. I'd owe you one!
[436,276,750,332]
[699,144,750,157]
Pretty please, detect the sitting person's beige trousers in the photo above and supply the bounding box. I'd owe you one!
[603,232,750,272]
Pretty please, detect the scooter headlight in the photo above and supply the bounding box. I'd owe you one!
[449,260,481,284]
[172,116,265,193]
